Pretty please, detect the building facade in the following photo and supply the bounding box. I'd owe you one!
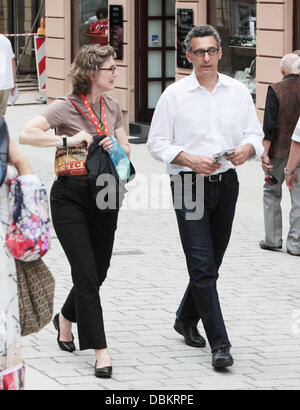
[0,0,45,73]
[45,0,298,132]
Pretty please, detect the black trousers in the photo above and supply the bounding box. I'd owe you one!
[171,170,239,352]
[50,176,118,351]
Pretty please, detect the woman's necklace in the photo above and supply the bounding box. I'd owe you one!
[90,102,102,124]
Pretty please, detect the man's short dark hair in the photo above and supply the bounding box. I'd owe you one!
[184,25,221,52]
[96,7,108,20]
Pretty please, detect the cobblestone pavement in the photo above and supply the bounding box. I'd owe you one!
[5,105,300,390]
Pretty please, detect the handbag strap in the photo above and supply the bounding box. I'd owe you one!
[80,94,109,137]
[67,98,95,125]
[68,96,109,137]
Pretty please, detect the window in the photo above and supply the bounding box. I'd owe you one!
[208,0,257,99]
[72,0,108,58]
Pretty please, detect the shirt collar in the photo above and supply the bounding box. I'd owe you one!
[187,71,231,91]
[283,74,300,80]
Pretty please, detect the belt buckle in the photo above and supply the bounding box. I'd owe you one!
[209,174,222,183]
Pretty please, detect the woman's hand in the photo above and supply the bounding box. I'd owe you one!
[69,131,94,148]
[99,136,115,152]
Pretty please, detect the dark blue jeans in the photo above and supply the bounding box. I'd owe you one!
[171,170,239,352]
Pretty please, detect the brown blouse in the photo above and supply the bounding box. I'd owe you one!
[42,92,123,138]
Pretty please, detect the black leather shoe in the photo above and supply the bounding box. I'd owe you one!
[53,313,76,353]
[259,240,282,251]
[212,347,234,369]
[95,363,112,378]
[287,249,300,256]
[174,319,206,348]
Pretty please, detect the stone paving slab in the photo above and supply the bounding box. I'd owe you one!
[5,105,300,390]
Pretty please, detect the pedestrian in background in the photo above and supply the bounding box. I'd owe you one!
[147,25,263,370]
[0,34,16,117]
[260,53,300,256]
[0,134,33,391]
[285,116,300,191]
[285,54,300,190]
[19,45,130,379]
[86,8,109,46]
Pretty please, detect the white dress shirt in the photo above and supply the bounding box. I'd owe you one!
[147,71,264,175]
[292,116,300,143]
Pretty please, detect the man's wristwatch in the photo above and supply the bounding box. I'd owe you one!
[261,153,269,159]
[284,167,294,176]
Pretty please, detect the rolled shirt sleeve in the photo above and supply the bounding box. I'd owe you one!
[239,88,264,159]
[147,89,185,165]
[292,116,300,143]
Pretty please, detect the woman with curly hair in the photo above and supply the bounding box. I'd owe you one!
[19,45,130,378]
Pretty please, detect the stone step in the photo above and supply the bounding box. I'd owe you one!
[129,122,150,144]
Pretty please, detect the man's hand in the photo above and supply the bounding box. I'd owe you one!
[226,144,254,167]
[261,155,273,173]
[286,171,298,191]
[190,155,221,176]
[11,83,17,96]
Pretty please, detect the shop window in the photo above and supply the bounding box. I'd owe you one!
[294,0,300,51]
[208,0,257,99]
[72,0,109,58]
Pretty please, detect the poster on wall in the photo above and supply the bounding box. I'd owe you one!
[110,5,123,60]
[177,8,194,69]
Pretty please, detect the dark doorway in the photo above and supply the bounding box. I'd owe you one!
[135,0,176,124]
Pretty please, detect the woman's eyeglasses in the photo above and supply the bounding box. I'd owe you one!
[99,65,118,74]
[191,47,219,58]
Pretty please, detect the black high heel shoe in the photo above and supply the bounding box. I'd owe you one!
[53,313,76,353]
[94,362,113,379]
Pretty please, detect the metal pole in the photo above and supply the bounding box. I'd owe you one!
[16,0,45,73]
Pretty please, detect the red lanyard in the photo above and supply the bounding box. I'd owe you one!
[79,93,109,136]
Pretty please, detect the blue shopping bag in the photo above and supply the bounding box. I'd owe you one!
[108,136,131,181]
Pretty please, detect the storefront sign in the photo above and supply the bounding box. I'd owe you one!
[110,5,123,60]
[177,8,194,69]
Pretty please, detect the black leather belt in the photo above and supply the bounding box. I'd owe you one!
[177,169,236,183]
[204,169,236,183]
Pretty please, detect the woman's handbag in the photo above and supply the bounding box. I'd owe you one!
[85,135,136,211]
[15,258,55,337]
[55,146,88,176]
[0,117,9,187]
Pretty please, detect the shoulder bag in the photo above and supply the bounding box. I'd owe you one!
[15,258,55,337]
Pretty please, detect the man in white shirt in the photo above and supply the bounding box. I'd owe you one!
[147,25,264,369]
[285,116,300,191]
[0,34,16,117]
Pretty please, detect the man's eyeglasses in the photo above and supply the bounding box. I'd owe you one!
[191,47,219,58]
[99,65,118,73]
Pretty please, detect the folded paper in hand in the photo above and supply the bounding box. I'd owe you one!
[213,148,236,163]
[9,88,20,106]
